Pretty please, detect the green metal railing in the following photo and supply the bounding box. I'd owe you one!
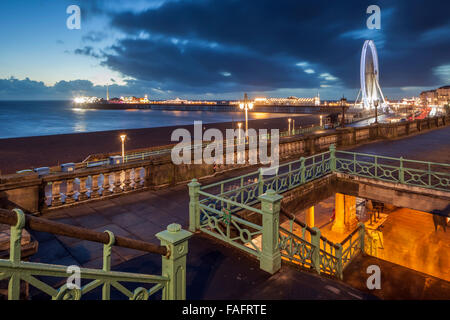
[334,150,450,191]
[278,208,365,279]
[0,208,191,300]
[199,151,332,213]
[200,145,450,209]
[198,195,263,258]
[189,143,449,278]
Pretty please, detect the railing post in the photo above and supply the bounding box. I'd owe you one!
[300,157,306,184]
[335,243,343,280]
[358,222,365,254]
[258,168,264,195]
[310,227,321,275]
[9,209,25,300]
[258,189,282,274]
[399,157,405,184]
[329,144,336,172]
[156,223,192,300]
[102,230,115,300]
[188,179,201,232]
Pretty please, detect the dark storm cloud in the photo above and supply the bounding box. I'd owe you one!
[102,0,450,92]
[101,37,321,93]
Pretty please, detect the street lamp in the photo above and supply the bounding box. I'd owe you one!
[120,134,126,161]
[320,115,323,127]
[292,119,295,135]
[237,122,242,144]
[239,93,253,142]
[288,118,292,135]
[374,99,379,124]
[340,96,346,128]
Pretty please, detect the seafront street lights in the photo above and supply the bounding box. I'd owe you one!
[239,93,253,142]
[374,99,379,124]
[120,134,126,161]
[237,122,242,145]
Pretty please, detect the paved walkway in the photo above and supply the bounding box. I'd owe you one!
[28,126,450,299]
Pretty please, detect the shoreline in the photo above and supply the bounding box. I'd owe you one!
[0,114,320,174]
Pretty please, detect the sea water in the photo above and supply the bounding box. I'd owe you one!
[0,100,300,139]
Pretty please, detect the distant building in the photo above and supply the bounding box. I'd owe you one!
[420,86,450,106]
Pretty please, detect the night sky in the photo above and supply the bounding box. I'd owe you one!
[0,0,449,100]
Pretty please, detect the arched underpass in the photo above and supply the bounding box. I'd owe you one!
[279,172,450,297]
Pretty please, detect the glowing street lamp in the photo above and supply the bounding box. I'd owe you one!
[239,93,253,142]
[237,122,242,144]
[288,118,291,135]
[320,115,323,127]
[292,119,295,135]
[120,134,126,161]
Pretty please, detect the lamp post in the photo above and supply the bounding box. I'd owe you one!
[292,119,295,135]
[374,99,379,124]
[320,115,323,127]
[237,122,242,144]
[340,97,346,128]
[120,134,126,161]
[239,93,253,142]
[288,118,291,135]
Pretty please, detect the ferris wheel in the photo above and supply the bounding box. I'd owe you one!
[357,40,387,109]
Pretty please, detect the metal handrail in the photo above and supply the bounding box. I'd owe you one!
[336,150,450,167]
[280,207,338,248]
[0,209,168,257]
[198,190,263,215]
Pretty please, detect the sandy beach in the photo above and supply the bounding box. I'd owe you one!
[0,114,321,174]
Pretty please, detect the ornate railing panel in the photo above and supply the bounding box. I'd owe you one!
[198,196,263,258]
[279,226,314,269]
[318,248,340,277]
[335,150,450,191]
[340,225,365,270]
[0,209,190,300]
[199,151,332,213]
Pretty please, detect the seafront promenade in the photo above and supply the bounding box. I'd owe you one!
[0,115,321,174]
[20,125,450,299]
